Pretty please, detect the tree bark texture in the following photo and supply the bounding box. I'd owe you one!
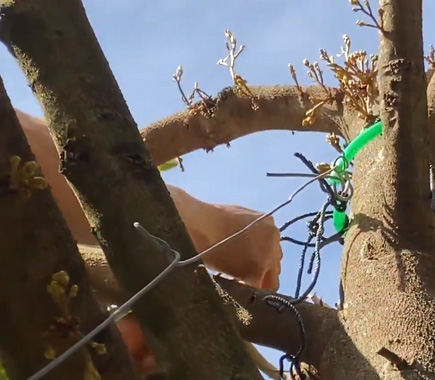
[137,3,435,378]
[140,85,344,166]
[0,77,139,380]
[0,1,263,380]
[320,1,435,379]
[79,243,341,370]
[1,0,435,379]
[378,0,433,245]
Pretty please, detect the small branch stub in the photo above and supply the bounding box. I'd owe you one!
[377,347,410,371]
[218,29,258,110]
[350,0,384,31]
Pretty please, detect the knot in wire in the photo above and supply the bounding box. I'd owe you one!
[307,219,319,237]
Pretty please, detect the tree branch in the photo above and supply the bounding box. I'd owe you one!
[140,86,345,166]
[378,0,434,246]
[80,244,340,374]
[329,2,435,379]
[0,78,139,379]
[0,2,262,379]
[214,276,340,370]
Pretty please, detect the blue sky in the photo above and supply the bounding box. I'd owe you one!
[1,0,434,375]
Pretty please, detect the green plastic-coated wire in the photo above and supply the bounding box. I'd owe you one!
[329,121,383,233]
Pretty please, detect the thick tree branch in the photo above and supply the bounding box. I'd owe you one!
[0,78,138,379]
[214,277,340,369]
[378,0,433,246]
[328,2,435,379]
[0,2,262,379]
[140,86,345,166]
[141,58,435,168]
[80,244,340,372]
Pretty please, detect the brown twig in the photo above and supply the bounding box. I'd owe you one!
[319,35,379,123]
[217,29,258,110]
[172,66,194,107]
[288,64,306,98]
[303,59,333,98]
[172,66,217,118]
[351,0,384,31]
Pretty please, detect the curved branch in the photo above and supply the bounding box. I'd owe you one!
[140,85,345,166]
[214,276,340,370]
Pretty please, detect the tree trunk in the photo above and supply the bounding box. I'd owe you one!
[0,1,262,380]
[321,1,435,379]
[0,77,139,379]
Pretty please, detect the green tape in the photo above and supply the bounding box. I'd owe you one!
[328,121,383,233]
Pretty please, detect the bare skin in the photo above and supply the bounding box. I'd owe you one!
[17,108,283,376]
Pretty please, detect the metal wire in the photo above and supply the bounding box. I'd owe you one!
[266,172,341,181]
[27,228,181,380]
[178,168,335,267]
[294,235,313,298]
[291,199,330,305]
[263,151,356,379]
[279,210,333,233]
[264,295,307,380]
[26,168,335,380]
[294,152,339,207]
[279,212,333,247]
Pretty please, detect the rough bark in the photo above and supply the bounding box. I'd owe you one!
[428,68,435,146]
[319,1,435,379]
[0,78,139,379]
[140,69,434,167]
[80,243,340,367]
[0,1,262,380]
[1,1,434,380]
[138,70,433,168]
[213,277,340,369]
[140,85,344,166]
[378,0,433,244]
[427,68,435,235]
